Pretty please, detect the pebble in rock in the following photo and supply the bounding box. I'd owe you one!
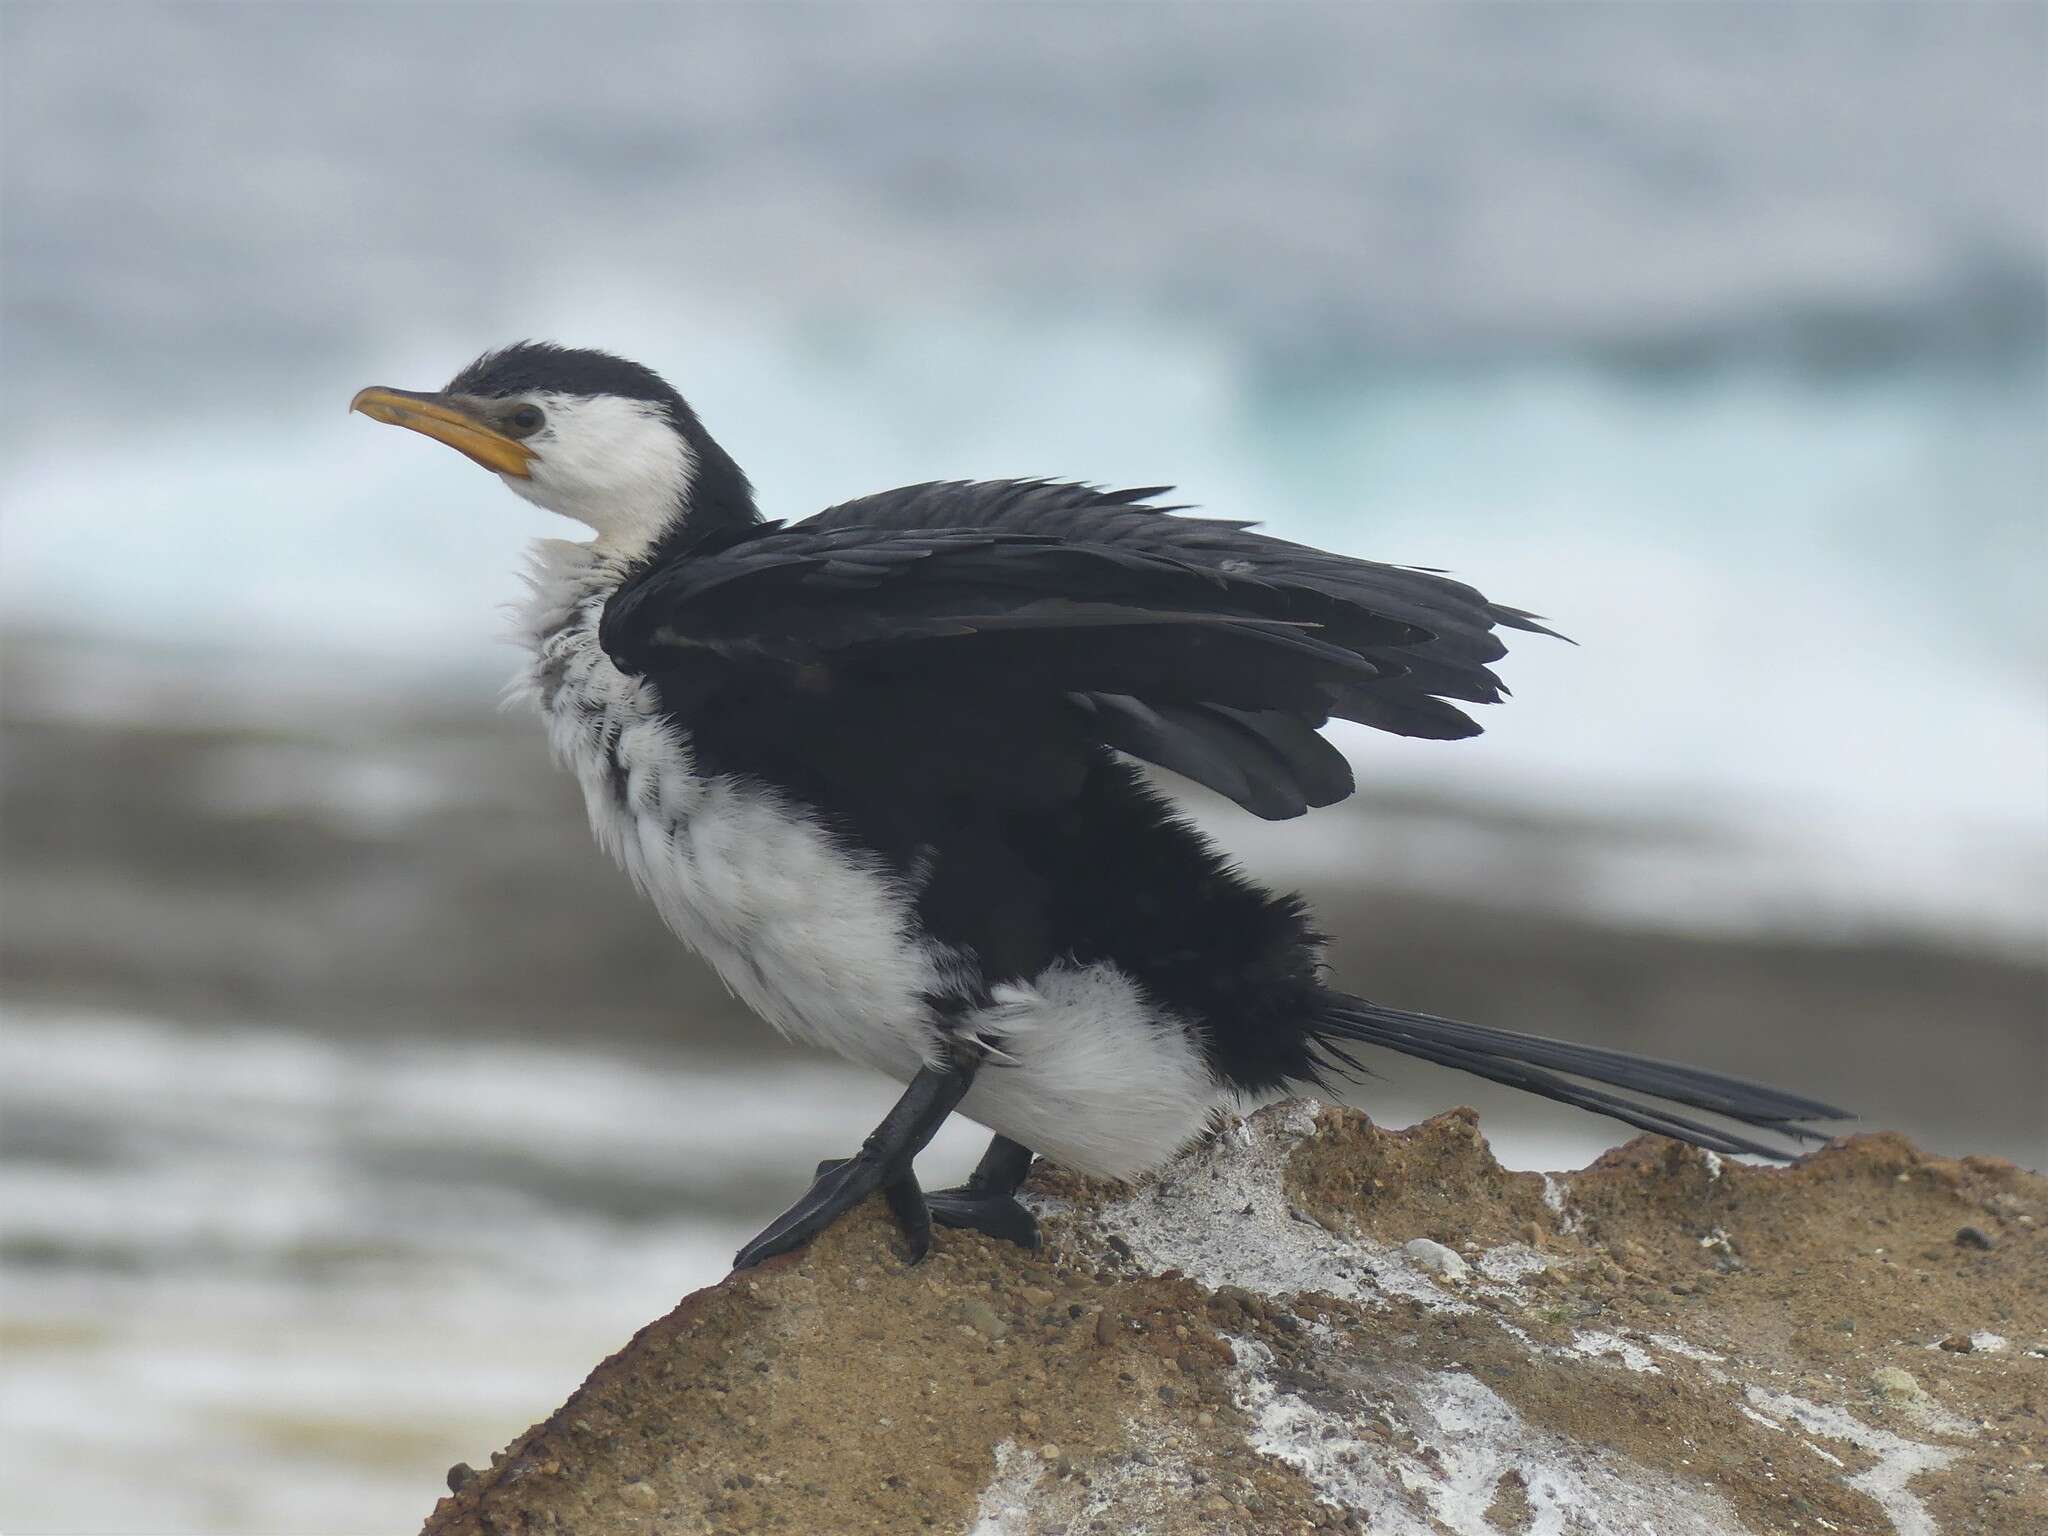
[963,1300,1008,1340]
[1871,1366,1927,1401]
[1403,1238,1471,1282]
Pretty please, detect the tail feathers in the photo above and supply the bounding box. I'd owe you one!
[1315,995,1852,1161]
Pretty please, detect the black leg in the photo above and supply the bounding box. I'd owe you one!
[734,1060,975,1270]
[926,1133,1042,1250]
[966,1134,1037,1194]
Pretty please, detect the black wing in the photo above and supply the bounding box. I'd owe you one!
[600,482,1556,820]
[803,480,1561,723]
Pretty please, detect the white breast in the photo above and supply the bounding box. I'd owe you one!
[511,541,948,1082]
[508,539,1218,1178]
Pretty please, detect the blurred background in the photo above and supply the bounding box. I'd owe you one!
[2,2,2042,1530]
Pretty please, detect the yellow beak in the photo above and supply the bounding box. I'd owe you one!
[350,386,536,479]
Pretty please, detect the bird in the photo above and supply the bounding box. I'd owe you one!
[352,342,1849,1270]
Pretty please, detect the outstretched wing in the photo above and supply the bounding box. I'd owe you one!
[802,480,1561,728]
[600,482,1556,819]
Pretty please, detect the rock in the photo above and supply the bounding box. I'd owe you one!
[961,1298,1007,1340]
[1955,1225,1996,1250]
[1402,1237,1471,1282]
[422,1102,2044,1536]
[1872,1365,1926,1401]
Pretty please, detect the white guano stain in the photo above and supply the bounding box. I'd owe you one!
[968,1427,1202,1535]
[1645,1331,1727,1365]
[965,1442,1044,1536]
[1565,1330,1662,1374]
[1745,1387,1959,1536]
[1234,1339,1751,1536]
[1476,1244,1552,1285]
[1047,1103,1978,1536]
[1092,1102,1472,1314]
[1539,1173,1581,1235]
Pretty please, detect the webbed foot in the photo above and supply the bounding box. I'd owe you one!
[732,1061,973,1270]
[925,1185,1040,1249]
[925,1131,1040,1248]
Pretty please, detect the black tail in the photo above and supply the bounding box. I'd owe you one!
[1313,994,1852,1159]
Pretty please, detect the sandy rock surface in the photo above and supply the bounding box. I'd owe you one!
[422,1103,2044,1535]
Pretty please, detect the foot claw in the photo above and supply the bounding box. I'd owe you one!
[884,1175,932,1263]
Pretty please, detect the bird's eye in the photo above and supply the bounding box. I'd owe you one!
[506,404,546,437]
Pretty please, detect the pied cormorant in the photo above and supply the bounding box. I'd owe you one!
[352,343,1847,1270]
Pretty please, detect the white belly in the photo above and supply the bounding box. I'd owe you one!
[515,552,1215,1177]
[560,685,947,1084]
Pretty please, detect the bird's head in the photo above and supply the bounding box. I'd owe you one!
[352,342,753,553]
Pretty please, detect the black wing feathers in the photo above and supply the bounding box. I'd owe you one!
[1075,695,1356,820]
[602,481,1555,818]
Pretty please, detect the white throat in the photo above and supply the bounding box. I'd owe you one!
[500,393,695,561]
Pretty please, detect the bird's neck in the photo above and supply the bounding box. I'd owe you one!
[627,432,761,569]
[507,434,762,697]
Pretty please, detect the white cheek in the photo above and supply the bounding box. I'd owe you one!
[507,394,695,559]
